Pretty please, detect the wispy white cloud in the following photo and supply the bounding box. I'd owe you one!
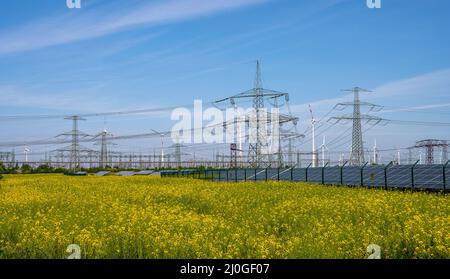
[379,103,450,114]
[290,68,450,118]
[369,68,450,100]
[288,68,450,151]
[106,0,267,29]
[0,85,121,113]
[0,0,267,54]
[3,66,449,119]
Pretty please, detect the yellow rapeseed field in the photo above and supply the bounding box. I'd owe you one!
[0,174,448,259]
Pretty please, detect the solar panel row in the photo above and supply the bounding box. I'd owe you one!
[198,165,449,191]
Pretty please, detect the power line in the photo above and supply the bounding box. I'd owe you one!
[388,119,450,126]
[329,87,384,166]
[298,122,337,147]
[378,104,450,115]
[301,106,336,136]
[326,126,353,149]
[328,124,376,152]
[0,102,215,121]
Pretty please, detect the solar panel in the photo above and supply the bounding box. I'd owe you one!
[64,171,87,176]
[116,171,136,176]
[201,164,448,191]
[95,171,111,176]
[135,170,154,175]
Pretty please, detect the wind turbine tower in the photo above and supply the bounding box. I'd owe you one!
[309,105,319,167]
[373,139,378,165]
[24,146,30,163]
[320,136,329,167]
[151,129,168,165]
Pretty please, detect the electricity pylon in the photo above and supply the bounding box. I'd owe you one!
[249,60,267,167]
[61,115,90,169]
[213,60,298,168]
[93,129,115,168]
[414,139,449,165]
[280,130,304,167]
[168,136,189,168]
[328,87,385,166]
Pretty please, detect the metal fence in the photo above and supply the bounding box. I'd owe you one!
[161,161,450,193]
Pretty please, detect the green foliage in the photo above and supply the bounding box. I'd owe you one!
[34,164,54,173]
[20,164,32,174]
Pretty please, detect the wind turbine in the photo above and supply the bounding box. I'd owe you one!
[373,139,378,165]
[24,146,30,163]
[309,104,318,167]
[151,129,168,163]
[319,136,329,167]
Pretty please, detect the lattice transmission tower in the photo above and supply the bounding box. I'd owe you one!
[58,116,92,169]
[250,60,266,167]
[213,60,299,168]
[414,139,449,164]
[329,87,385,166]
[93,129,116,168]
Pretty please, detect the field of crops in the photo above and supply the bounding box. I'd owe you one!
[0,174,448,259]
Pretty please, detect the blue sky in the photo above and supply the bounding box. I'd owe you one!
[0,0,450,161]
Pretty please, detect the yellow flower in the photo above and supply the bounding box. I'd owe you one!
[0,174,448,259]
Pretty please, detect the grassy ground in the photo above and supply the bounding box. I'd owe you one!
[0,174,448,259]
